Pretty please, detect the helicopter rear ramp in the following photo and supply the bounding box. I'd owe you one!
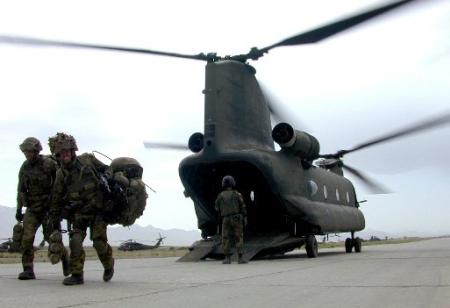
[178,233,305,262]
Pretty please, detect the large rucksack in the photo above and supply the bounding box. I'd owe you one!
[104,157,148,226]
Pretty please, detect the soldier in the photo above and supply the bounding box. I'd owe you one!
[215,175,248,264]
[49,133,114,285]
[16,137,70,280]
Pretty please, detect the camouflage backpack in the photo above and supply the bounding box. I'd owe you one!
[104,157,148,226]
[10,223,23,252]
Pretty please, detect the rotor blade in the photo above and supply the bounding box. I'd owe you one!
[320,111,450,159]
[345,111,450,155]
[143,141,188,150]
[0,35,210,61]
[258,80,307,130]
[342,164,391,194]
[262,0,416,52]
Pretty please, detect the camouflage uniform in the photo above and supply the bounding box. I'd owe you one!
[16,137,69,279]
[50,133,114,285]
[215,176,247,264]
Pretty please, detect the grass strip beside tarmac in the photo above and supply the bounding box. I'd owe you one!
[0,237,429,264]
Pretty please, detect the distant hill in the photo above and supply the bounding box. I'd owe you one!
[0,205,201,246]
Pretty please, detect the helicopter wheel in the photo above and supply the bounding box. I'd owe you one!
[305,235,318,258]
[354,237,362,253]
[345,238,353,253]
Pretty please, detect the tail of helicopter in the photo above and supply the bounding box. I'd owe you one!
[176,59,366,261]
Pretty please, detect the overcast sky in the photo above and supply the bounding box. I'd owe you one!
[0,0,449,235]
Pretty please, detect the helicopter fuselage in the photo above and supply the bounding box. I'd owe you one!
[179,60,364,239]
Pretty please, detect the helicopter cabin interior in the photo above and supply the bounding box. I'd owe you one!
[180,161,289,237]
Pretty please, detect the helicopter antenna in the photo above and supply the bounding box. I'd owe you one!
[92,150,113,161]
[92,150,157,193]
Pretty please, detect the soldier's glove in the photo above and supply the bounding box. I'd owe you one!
[15,209,24,222]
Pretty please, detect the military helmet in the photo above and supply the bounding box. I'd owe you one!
[19,137,42,152]
[52,133,78,155]
[222,175,236,188]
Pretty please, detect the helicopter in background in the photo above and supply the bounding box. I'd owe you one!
[0,238,13,252]
[118,234,166,251]
[0,237,46,253]
[1,0,449,261]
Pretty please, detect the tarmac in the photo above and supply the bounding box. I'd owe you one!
[0,237,449,308]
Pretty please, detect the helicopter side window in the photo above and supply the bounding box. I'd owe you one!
[346,192,350,204]
[323,185,328,200]
[336,189,340,202]
[307,180,318,197]
[250,191,255,202]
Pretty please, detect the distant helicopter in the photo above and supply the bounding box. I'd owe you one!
[0,237,46,252]
[1,0,449,261]
[118,234,166,251]
[0,238,13,252]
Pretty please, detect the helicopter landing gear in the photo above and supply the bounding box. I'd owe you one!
[345,231,362,253]
[345,238,353,253]
[354,237,362,253]
[305,235,318,258]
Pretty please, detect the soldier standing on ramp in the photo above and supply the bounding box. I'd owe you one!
[215,175,248,264]
[49,133,114,285]
[16,137,70,280]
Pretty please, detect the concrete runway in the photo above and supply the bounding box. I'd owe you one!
[0,237,449,308]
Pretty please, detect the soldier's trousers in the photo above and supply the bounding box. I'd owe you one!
[69,214,113,275]
[21,209,53,268]
[221,215,244,255]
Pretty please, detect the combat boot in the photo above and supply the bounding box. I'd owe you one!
[63,273,84,286]
[222,255,231,264]
[103,259,114,282]
[238,254,247,264]
[61,255,71,277]
[18,266,36,280]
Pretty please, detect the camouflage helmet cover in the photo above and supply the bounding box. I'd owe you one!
[222,175,236,188]
[52,133,78,155]
[19,137,42,152]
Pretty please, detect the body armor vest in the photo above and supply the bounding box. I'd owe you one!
[62,158,102,213]
[20,156,55,209]
[217,190,244,217]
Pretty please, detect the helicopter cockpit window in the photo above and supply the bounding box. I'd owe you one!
[323,185,328,200]
[336,189,340,202]
[307,180,318,197]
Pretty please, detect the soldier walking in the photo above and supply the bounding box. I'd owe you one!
[49,133,114,285]
[16,137,70,280]
[215,175,248,264]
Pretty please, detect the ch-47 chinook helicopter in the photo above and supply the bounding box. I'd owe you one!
[1,0,449,261]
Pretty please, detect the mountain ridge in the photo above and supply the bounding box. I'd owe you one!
[0,205,201,246]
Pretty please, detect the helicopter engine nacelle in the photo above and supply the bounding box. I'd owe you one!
[188,132,204,153]
[272,123,320,160]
